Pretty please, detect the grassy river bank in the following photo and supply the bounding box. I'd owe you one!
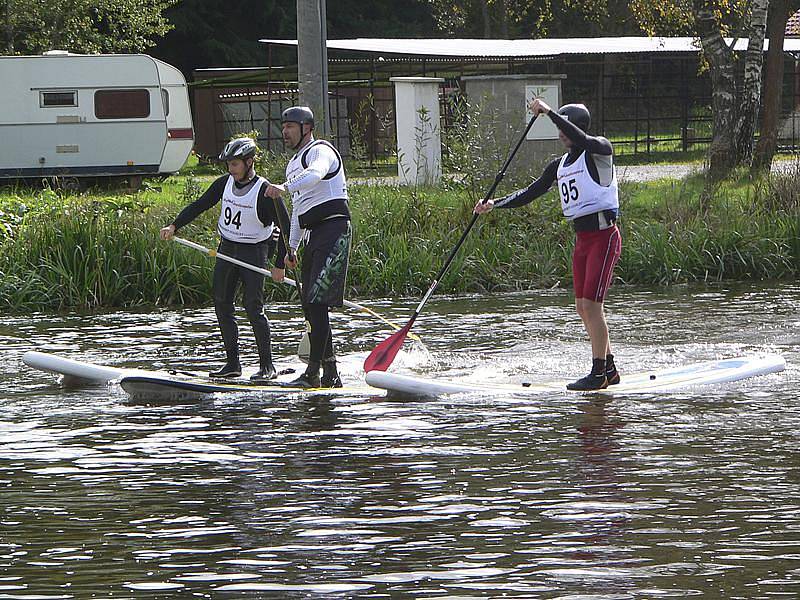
[0,166,798,312]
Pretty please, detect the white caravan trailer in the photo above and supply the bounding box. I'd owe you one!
[0,52,193,180]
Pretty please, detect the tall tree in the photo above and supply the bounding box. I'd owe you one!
[632,0,769,179]
[692,0,739,179]
[2,0,176,55]
[690,0,769,178]
[426,1,662,40]
[735,0,770,165]
[153,0,435,75]
[753,0,800,171]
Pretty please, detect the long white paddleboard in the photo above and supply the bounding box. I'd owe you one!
[366,354,786,398]
[23,351,383,401]
[25,351,786,400]
[22,351,142,385]
[118,375,380,401]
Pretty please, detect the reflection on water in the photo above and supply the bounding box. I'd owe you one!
[1,283,799,597]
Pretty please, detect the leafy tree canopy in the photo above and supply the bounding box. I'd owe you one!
[152,0,437,74]
[3,0,176,54]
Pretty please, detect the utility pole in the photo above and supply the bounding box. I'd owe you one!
[296,0,330,137]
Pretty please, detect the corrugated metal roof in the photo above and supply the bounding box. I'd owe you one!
[259,36,800,58]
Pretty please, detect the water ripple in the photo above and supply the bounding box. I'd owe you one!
[1,283,798,597]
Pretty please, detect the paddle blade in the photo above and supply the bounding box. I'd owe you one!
[363,321,413,372]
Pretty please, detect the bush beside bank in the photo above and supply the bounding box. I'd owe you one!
[0,169,798,312]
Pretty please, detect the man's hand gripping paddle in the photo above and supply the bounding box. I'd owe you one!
[363,113,541,373]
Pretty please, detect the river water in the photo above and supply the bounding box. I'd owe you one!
[2,283,798,598]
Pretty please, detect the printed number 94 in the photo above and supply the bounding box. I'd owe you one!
[224,207,242,229]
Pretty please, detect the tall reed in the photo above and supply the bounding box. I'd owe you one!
[0,165,797,312]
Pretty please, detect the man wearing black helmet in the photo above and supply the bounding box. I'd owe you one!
[160,137,290,381]
[266,106,350,389]
[474,99,622,391]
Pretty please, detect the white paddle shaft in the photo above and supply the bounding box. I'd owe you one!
[172,236,414,337]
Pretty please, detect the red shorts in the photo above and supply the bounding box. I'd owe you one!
[572,225,621,302]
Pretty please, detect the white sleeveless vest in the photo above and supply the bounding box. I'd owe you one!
[285,140,349,216]
[217,175,275,243]
[556,151,619,220]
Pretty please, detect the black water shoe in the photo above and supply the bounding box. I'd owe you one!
[287,371,321,388]
[210,361,242,378]
[321,358,343,388]
[567,372,609,391]
[287,361,321,388]
[605,353,620,385]
[321,374,343,388]
[250,364,277,382]
[566,358,608,391]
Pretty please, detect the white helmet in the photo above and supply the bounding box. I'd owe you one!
[218,137,258,161]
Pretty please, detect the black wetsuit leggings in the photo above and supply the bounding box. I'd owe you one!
[299,218,351,364]
[304,303,334,363]
[213,238,274,363]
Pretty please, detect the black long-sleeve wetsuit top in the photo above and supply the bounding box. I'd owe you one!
[172,175,290,269]
[494,111,615,212]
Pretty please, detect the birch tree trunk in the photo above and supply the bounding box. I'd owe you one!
[693,0,738,180]
[753,0,797,171]
[736,0,770,164]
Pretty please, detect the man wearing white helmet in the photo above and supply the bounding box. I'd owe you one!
[160,137,290,381]
[475,100,622,391]
[266,106,350,389]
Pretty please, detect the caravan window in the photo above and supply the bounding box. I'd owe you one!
[94,89,150,119]
[161,89,170,116]
[40,91,77,107]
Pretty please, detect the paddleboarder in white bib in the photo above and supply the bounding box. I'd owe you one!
[266,106,351,389]
[474,100,622,391]
[160,137,290,381]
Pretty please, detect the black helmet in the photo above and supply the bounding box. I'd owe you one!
[218,137,257,161]
[281,106,314,130]
[558,103,591,132]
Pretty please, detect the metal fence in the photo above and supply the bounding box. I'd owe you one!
[191,52,800,164]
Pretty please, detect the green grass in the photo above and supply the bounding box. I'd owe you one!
[0,164,797,312]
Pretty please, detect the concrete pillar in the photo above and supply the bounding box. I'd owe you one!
[390,77,444,186]
[462,74,567,178]
[297,0,329,136]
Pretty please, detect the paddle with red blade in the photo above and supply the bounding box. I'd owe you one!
[363,113,541,372]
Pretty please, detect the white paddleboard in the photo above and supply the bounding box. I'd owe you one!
[366,354,787,398]
[23,350,383,400]
[118,375,380,401]
[22,351,142,385]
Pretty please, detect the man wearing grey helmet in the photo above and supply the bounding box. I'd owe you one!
[474,99,622,391]
[266,106,351,389]
[160,137,290,381]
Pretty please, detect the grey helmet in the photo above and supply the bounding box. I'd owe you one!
[218,137,258,161]
[281,106,314,130]
[558,103,591,132]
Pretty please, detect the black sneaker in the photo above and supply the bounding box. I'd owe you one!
[250,364,277,382]
[605,354,620,385]
[321,359,342,388]
[210,361,241,378]
[566,372,608,391]
[321,374,343,388]
[287,371,321,389]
